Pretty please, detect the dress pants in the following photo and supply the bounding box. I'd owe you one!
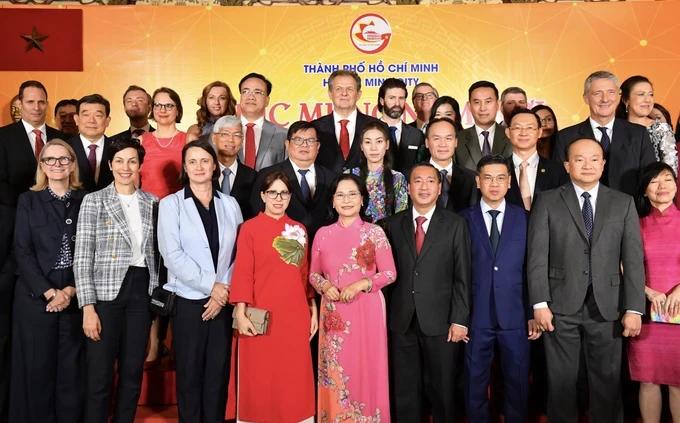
[9,268,84,423]
[543,288,623,423]
[172,296,233,423]
[464,326,530,423]
[85,266,152,423]
[0,333,9,423]
[390,314,459,423]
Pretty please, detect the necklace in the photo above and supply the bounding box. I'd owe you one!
[153,129,178,148]
[118,191,137,208]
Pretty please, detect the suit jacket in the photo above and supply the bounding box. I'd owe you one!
[158,188,243,299]
[0,121,66,207]
[454,123,513,172]
[230,161,258,220]
[553,118,656,196]
[250,160,338,242]
[390,123,425,174]
[67,135,115,193]
[461,202,531,330]
[237,119,287,171]
[386,207,472,336]
[111,125,155,141]
[445,164,479,213]
[505,155,568,209]
[313,111,384,173]
[73,183,159,308]
[527,184,645,321]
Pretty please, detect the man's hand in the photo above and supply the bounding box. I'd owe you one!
[527,319,543,340]
[534,307,555,332]
[447,324,469,343]
[622,312,642,337]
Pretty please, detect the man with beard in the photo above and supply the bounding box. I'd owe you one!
[53,99,78,137]
[409,82,439,133]
[112,85,155,140]
[378,78,425,174]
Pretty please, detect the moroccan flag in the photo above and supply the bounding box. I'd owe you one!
[0,9,83,71]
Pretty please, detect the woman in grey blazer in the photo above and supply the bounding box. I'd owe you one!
[74,137,159,423]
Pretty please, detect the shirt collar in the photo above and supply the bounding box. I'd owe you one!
[572,182,600,201]
[512,151,540,168]
[241,115,265,128]
[480,198,506,215]
[381,118,403,132]
[429,158,453,174]
[130,123,151,134]
[412,205,436,222]
[21,119,46,135]
[184,183,219,200]
[333,109,358,125]
[218,160,239,175]
[589,116,615,133]
[80,134,105,148]
[475,123,495,139]
[289,159,316,176]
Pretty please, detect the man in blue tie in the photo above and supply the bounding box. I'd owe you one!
[461,154,541,423]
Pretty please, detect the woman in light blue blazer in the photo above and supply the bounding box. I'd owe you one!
[157,139,243,423]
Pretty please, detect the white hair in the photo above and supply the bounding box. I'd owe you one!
[213,115,242,133]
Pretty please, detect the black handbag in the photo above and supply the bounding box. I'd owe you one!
[149,285,177,317]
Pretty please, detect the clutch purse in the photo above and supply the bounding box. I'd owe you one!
[650,309,680,324]
[149,286,177,317]
[232,307,270,334]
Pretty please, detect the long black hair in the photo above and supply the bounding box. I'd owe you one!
[327,174,372,223]
[358,121,397,220]
[532,104,559,158]
[635,161,677,218]
[429,96,463,133]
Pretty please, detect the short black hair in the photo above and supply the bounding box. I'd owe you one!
[509,108,541,127]
[238,73,273,96]
[476,154,512,175]
[287,121,318,141]
[108,137,146,165]
[77,94,111,117]
[179,140,219,185]
[635,161,677,217]
[327,174,372,223]
[468,80,499,101]
[54,99,78,117]
[150,87,183,123]
[18,80,48,101]
[564,138,605,161]
[425,117,457,139]
[408,162,443,184]
[377,78,408,113]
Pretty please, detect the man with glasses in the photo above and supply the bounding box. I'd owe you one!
[237,73,287,171]
[500,87,528,127]
[112,85,155,141]
[250,121,338,242]
[409,82,439,133]
[212,115,257,220]
[505,109,567,211]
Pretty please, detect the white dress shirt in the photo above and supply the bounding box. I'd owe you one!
[130,123,151,135]
[512,151,540,198]
[241,115,265,154]
[80,135,105,183]
[429,158,453,184]
[21,119,46,155]
[589,117,615,145]
[118,192,146,267]
[334,109,358,148]
[475,124,497,152]
[381,118,403,146]
[480,199,506,236]
[290,160,317,197]
[218,160,239,191]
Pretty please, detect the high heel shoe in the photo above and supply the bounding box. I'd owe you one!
[144,342,169,370]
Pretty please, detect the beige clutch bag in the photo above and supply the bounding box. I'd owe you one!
[232,307,270,335]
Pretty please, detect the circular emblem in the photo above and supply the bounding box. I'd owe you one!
[349,13,392,55]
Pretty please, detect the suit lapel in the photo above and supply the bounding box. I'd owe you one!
[591,185,610,246]
[535,156,550,195]
[70,136,94,188]
[491,123,509,155]
[417,208,444,263]
[464,129,483,166]
[138,191,153,248]
[344,112,365,167]
[282,161,306,205]
[610,118,629,157]
[103,185,132,247]
[183,194,210,247]
[472,204,494,258]
[577,119,596,139]
[560,185,589,244]
[401,209,417,260]
[256,121,275,170]
[309,165,325,209]
[232,161,246,194]
[13,122,37,165]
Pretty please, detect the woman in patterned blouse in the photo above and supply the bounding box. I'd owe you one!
[345,121,408,227]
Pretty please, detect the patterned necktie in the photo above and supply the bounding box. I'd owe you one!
[582,191,593,285]
[488,210,501,254]
[244,123,256,168]
[597,127,611,155]
[389,126,398,149]
[415,216,427,255]
[87,144,98,178]
[438,169,450,208]
[339,120,350,160]
[481,130,491,157]
[519,160,532,211]
[221,168,231,195]
[298,169,311,202]
[33,129,44,160]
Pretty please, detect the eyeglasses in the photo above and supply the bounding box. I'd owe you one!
[42,156,73,166]
[334,191,361,201]
[480,175,509,184]
[413,92,437,101]
[241,89,266,98]
[290,137,318,146]
[264,190,291,200]
[215,131,244,140]
[153,103,176,111]
[509,126,538,133]
[539,117,554,124]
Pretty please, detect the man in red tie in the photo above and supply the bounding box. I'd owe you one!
[112,85,155,141]
[312,70,384,174]
[237,73,287,171]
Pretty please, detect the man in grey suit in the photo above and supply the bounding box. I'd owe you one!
[237,73,287,171]
[377,78,425,174]
[455,81,513,172]
[528,138,645,423]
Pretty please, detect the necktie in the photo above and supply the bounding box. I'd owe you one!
[244,123,256,169]
[33,129,44,160]
[519,160,532,211]
[389,126,398,149]
[221,168,231,195]
[339,120,350,160]
[438,169,450,208]
[582,192,594,285]
[488,210,501,254]
[421,123,428,135]
[132,129,145,138]
[298,169,311,202]
[87,144,98,178]
[481,130,491,157]
[597,127,611,155]
[415,216,427,255]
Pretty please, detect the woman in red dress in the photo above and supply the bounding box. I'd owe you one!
[230,170,317,423]
[629,162,680,422]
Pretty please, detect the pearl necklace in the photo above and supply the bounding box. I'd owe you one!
[153,129,179,148]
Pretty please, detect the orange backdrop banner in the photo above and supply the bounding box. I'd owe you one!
[1,2,679,131]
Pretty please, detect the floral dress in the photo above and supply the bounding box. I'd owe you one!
[647,118,678,175]
[310,219,397,423]
[345,167,408,227]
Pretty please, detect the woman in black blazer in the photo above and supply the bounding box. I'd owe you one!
[9,139,87,423]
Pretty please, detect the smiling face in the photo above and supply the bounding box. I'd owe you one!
[507,112,542,154]
[40,144,75,183]
[74,103,110,141]
[123,89,150,120]
[206,86,229,118]
[214,124,244,159]
[408,165,442,210]
[584,77,619,122]
[261,178,291,218]
[646,169,677,209]
[20,87,48,127]
[152,92,178,125]
[470,87,500,128]
[413,85,437,120]
[183,146,216,186]
[110,147,141,187]
[501,92,527,122]
[332,179,363,220]
[626,82,654,119]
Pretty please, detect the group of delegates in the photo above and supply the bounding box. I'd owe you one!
[0,66,678,423]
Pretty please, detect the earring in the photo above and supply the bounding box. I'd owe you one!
[625,103,628,113]
[361,202,364,206]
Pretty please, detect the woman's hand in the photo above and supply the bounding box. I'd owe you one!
[664,285,680,317]
[202,297,223,321]
[235,311,259,337]
[322,282,340,302]
[646,287,667,315]
[309,300,318,340]
[339,279,369,303]
[210,283,229,307]
[46,289,71,312]
[82,305,102,341]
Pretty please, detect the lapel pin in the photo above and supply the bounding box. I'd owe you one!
[540,168,546,173]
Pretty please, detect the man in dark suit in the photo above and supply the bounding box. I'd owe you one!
[553,71,656,196]
[387,162,471,423]
[111,85,155,140]
[67,94,115,193]
[53,98,78,138]
[377,78,425,174]
[505,108,567,210]
[461,154,540,423]
[455,81,513,172]
[408,82,438,132]
[213,115,258,220]
[528,138,645,423]
[250,121,338,242]
[312,70,382,173]
[424,118,478,213]
[236,73,287,171]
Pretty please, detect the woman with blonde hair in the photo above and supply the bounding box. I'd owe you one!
[10,139,86,422]
[187,81,237,144]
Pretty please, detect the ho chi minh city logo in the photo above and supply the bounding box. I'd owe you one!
[350,13,392,55]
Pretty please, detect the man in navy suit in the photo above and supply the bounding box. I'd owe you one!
[461,154,542,423]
